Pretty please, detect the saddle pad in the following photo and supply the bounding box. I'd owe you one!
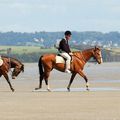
[56,56,65,64]
[0,58,3,66]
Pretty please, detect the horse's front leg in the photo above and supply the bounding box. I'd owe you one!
[78,70,90,91]
[67,73,77,92]
[3,72,14,92]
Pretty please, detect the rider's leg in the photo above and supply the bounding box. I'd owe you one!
[60,52,71,73]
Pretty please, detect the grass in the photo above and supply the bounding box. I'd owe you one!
[111,48,120,52]
[105,48,120,55]
[0,45,78,55]
[0,46,57,54]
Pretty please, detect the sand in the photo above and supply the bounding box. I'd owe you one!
[0,62,120,120]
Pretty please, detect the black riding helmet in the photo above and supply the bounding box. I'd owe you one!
[64,31,72,36]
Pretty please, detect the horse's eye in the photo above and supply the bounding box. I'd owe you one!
[96,52,99,55]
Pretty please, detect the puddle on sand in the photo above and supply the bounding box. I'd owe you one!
[33,87,120,92]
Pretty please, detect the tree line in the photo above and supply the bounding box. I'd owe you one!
[0,31,120,47]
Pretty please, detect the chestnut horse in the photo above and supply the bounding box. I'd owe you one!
[0,56,24,92]
[35,47,102,91]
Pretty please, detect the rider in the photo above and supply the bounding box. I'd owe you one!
[58,31,73,73]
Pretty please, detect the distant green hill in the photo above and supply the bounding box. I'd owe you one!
[0,31,120,47]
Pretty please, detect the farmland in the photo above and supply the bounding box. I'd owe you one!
[0,46,57,54]
[0,46,120,62]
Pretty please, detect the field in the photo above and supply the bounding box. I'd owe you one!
[0,46,58,54]
[0,45,120,54]
[105,48,120,55]
[0,62,120,120]
[0,45,78,55]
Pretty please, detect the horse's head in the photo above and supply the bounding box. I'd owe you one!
[12,64,24,79]
[93,46,103,64]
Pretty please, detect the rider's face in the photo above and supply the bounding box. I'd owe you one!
[65,35,71,40]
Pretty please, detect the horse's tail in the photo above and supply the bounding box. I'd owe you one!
[38,56,44,76]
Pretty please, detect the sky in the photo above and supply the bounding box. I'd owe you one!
[0,0,120,32]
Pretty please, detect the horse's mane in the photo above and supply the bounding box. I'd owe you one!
[73,47,95,53]
[1,55,23,65]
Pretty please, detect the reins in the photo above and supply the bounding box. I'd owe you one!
[80,51,86,62]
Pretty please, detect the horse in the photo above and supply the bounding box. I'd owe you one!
[0,56,24,92]
[35,46,102,92]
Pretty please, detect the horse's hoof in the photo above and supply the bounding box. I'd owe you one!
[86,88,90,91]
[12,89,15,92]
[47,89,51,92]
[35,87,41,90]
[67,88,70,92]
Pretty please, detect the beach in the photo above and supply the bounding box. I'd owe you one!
[0,62,120,120]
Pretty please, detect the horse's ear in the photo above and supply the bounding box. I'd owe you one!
[95,46,100,50]
[95,46,97,50]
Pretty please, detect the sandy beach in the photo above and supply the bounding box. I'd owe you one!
[0,62,120,120]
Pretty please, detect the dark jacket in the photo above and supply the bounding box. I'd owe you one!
[59,38,71,53]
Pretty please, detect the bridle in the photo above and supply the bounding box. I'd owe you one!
[93,50,103,62]
[80,51,86,62]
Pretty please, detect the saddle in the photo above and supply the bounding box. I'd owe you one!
[55,54,72,64]
[0,56,3,66]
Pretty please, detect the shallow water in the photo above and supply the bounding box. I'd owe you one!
[33,87,120,92]
[91,79,120,83]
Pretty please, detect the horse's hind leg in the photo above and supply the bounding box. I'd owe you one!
[3,73,14,92]
[44,71,51,92]
[39,75,44,88]
[35,74,44,90]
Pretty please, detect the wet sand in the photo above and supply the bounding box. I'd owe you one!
[0,62,120,120]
